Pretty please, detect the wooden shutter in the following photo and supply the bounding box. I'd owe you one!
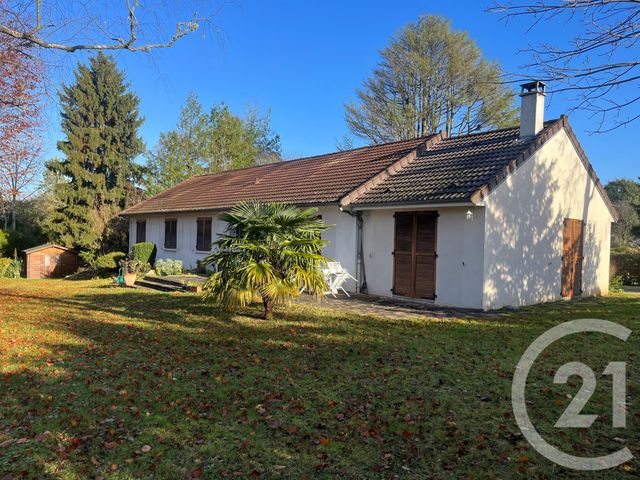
[572,220,584,296]
[414,213,437,299]
[196,218,212,251]
[393,212,437,298]
[561,218,584,298]
[136,220,146,243]
[164,219,177,249]
[393,213,413,296]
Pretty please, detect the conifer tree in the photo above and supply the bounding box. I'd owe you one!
[44,53,144,251]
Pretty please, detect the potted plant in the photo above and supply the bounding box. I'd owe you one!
[119,258,141,287]
[185,281,202,293]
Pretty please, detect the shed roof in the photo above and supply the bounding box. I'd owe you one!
[23,243,77,254]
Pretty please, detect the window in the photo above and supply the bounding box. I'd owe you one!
[196,218,212,251]
[136,220,146,243]
[164,219,177,249]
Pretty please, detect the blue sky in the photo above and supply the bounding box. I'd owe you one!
[43,0,638,184]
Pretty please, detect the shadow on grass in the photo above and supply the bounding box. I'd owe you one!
[1,281,638,478]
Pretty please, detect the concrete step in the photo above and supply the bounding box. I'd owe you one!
[143,275,184,288]
[135,278,184,292]
[143,275,207,288]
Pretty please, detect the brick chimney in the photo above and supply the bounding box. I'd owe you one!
[519,81,546,139]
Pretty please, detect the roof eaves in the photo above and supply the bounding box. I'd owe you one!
[120,200,341,217]
[349,198,473,210]
[561,118,619,222]
[339,132,445,209]
[23,243,77,254]
[468,116,618,222]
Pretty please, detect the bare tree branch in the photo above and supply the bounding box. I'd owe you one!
[491,0,640,132]
[0,1,227,53]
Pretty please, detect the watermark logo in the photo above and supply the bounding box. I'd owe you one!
[512,319,632,471]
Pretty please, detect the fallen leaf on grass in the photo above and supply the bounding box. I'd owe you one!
[141,444,151,453]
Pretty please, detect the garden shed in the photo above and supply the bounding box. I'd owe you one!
[23,244,79,279]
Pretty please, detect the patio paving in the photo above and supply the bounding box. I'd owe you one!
[295,292,504,320]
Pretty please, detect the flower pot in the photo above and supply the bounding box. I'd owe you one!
[123,272,137,287]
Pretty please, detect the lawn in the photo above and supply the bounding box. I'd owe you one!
[0,280,638,479]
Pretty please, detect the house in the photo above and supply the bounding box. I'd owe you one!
[23,243,79,279]
[121,82,617,310]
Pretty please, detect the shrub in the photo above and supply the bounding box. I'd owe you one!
[610,247,640,286]
[78,250,96,266]
[155,259,183,276]
[0,231,9,257]
[609,275,625,293]
[0,258,22,278]
[131,242,157,266]
[93,252,127,270]
[0,229,38,256]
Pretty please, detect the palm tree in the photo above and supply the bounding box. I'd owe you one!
[203,201,332,320]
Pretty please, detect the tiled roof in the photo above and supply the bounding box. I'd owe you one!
[121,136,433,215]
[122,116,617,221]
[349,122,557,206]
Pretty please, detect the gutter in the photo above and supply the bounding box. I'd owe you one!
[348,200,477,211]
[340,206,367,294]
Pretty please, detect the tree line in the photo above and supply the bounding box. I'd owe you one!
[1,7,638,258]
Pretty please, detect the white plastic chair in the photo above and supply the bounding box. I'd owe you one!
[323,262,357,297]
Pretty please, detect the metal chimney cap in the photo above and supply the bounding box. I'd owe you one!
[520,80,546,94]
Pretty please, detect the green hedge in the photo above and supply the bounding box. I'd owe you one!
[131,242,157,266]
[610,247,640,286]
[93,252,127,270]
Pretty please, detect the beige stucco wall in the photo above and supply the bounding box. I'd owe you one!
[360,206,485,308]
[482,128,613,310]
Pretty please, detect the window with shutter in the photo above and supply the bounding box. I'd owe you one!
[196,218,212,251]
[164,219,177,249]
[136,220,146,243]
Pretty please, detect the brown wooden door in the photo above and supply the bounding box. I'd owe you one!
[393,212,437,299]
[561,218,584,298]
[41,254,55,278]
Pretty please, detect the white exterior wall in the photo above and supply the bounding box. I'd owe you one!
[360,206,485,309]
[128,212,227,269]
[482,129,613,310]
[128,206,359,289]
[316,206,358,292]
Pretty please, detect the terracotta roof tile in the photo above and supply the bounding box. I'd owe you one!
[122,116,617,221]
[122,136,433,215]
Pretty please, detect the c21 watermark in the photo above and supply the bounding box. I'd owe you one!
[511,319,633,471]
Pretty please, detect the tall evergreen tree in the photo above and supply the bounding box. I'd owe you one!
[345,15,517,143]
[43,53,144,251]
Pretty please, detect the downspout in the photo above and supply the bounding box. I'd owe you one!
[340,207,367,293]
